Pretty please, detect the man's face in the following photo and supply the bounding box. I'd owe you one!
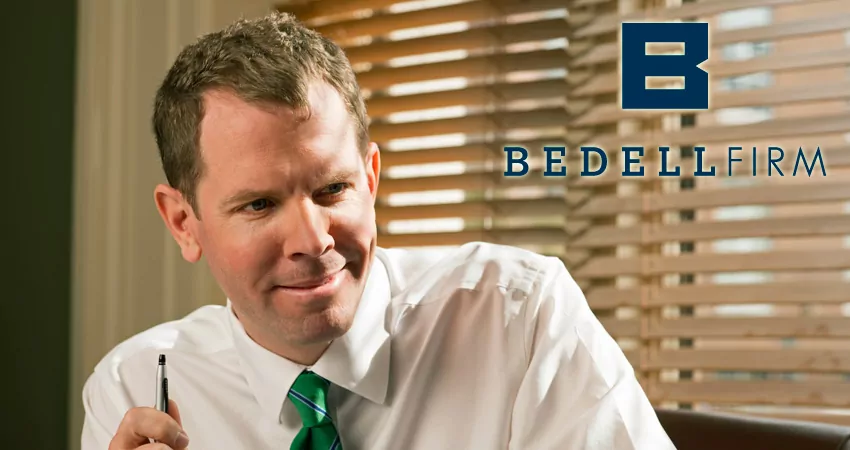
[158,82,380,362]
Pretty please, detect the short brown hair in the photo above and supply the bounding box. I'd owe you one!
[152,12,369,212]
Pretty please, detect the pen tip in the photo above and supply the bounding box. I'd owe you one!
[159,354,166,365]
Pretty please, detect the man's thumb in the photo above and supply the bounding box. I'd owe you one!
[168,400,190,449]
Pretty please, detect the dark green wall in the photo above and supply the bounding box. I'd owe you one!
[0,1,77,448]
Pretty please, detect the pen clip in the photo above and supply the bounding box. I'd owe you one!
[162,377,169,414]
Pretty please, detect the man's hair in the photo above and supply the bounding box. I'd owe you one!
[152,12,369,212]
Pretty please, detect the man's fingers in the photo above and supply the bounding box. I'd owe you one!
[109,406,190,450]
[168,399,182,426]
[136,444,174,450]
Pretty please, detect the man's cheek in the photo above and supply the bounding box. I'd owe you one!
[220,241,273,273]
[332,209,374,237]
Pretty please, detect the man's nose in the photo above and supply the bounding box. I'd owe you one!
[283,199,334,259]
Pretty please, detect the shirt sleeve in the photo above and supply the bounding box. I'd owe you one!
[508,257,677,450]
[80,370,129,450]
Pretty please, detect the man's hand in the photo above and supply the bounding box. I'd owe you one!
[108,400,190,450]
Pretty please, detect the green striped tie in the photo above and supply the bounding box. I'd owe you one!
[288,370,342,450]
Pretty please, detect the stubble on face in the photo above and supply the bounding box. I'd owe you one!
[189,82,379,364]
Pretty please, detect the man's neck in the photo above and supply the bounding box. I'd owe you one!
[274,340,332,366]
[232,310,333,366]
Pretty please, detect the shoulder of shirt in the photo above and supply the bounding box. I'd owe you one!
[376,241,560,305]
[88,304,232,380]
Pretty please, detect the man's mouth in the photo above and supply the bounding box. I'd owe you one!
[278,268,344,290]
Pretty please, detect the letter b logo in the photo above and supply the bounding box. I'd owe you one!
[621,22,709,110]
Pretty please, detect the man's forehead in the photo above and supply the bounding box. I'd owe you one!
[200,81,348,116]
[202,87,354,146]
[200,88,305,126]
[196,84,359,168]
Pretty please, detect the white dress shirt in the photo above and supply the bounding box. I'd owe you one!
[81,241,676,449]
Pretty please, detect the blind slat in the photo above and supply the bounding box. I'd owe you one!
[713,13,850,45]
[649,350,850,373]
[370,106,568,142]
[573,82,850,127]
[585,281,850,308]
[377,197,567,224]
[358,49,565,91]
[575,183,850,218]
[649,317,850,339]
[377,227,566,247]
[589,112,850,151]
[653,381,850,407]
[573,215,850,248]
[575,250,850,278]
[367,78,567,117]
[600,317,850,340]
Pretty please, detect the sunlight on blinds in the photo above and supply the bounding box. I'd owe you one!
[382,13,473,243]
[277,0,850,425]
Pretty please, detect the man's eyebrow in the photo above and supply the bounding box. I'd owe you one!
[326,168,360,183]
[221,189,278,208]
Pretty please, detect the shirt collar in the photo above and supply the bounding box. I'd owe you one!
[228,251,392,421]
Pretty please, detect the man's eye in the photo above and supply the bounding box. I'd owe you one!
[322,183,347,195]
[245,199,272,212]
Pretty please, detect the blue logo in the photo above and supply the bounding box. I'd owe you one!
[620,22,709,110]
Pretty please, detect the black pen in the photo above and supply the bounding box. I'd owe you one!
[156,354,169,413]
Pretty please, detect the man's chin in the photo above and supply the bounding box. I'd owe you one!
[294,308,354,345]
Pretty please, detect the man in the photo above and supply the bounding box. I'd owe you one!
[81,12,676,450]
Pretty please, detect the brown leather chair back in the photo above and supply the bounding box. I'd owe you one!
[656,408,850,450]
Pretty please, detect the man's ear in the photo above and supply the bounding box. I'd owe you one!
[365,142,381,201]
[154,184,203,263]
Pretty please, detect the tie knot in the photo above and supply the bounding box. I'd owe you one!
[288,371,333,428]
